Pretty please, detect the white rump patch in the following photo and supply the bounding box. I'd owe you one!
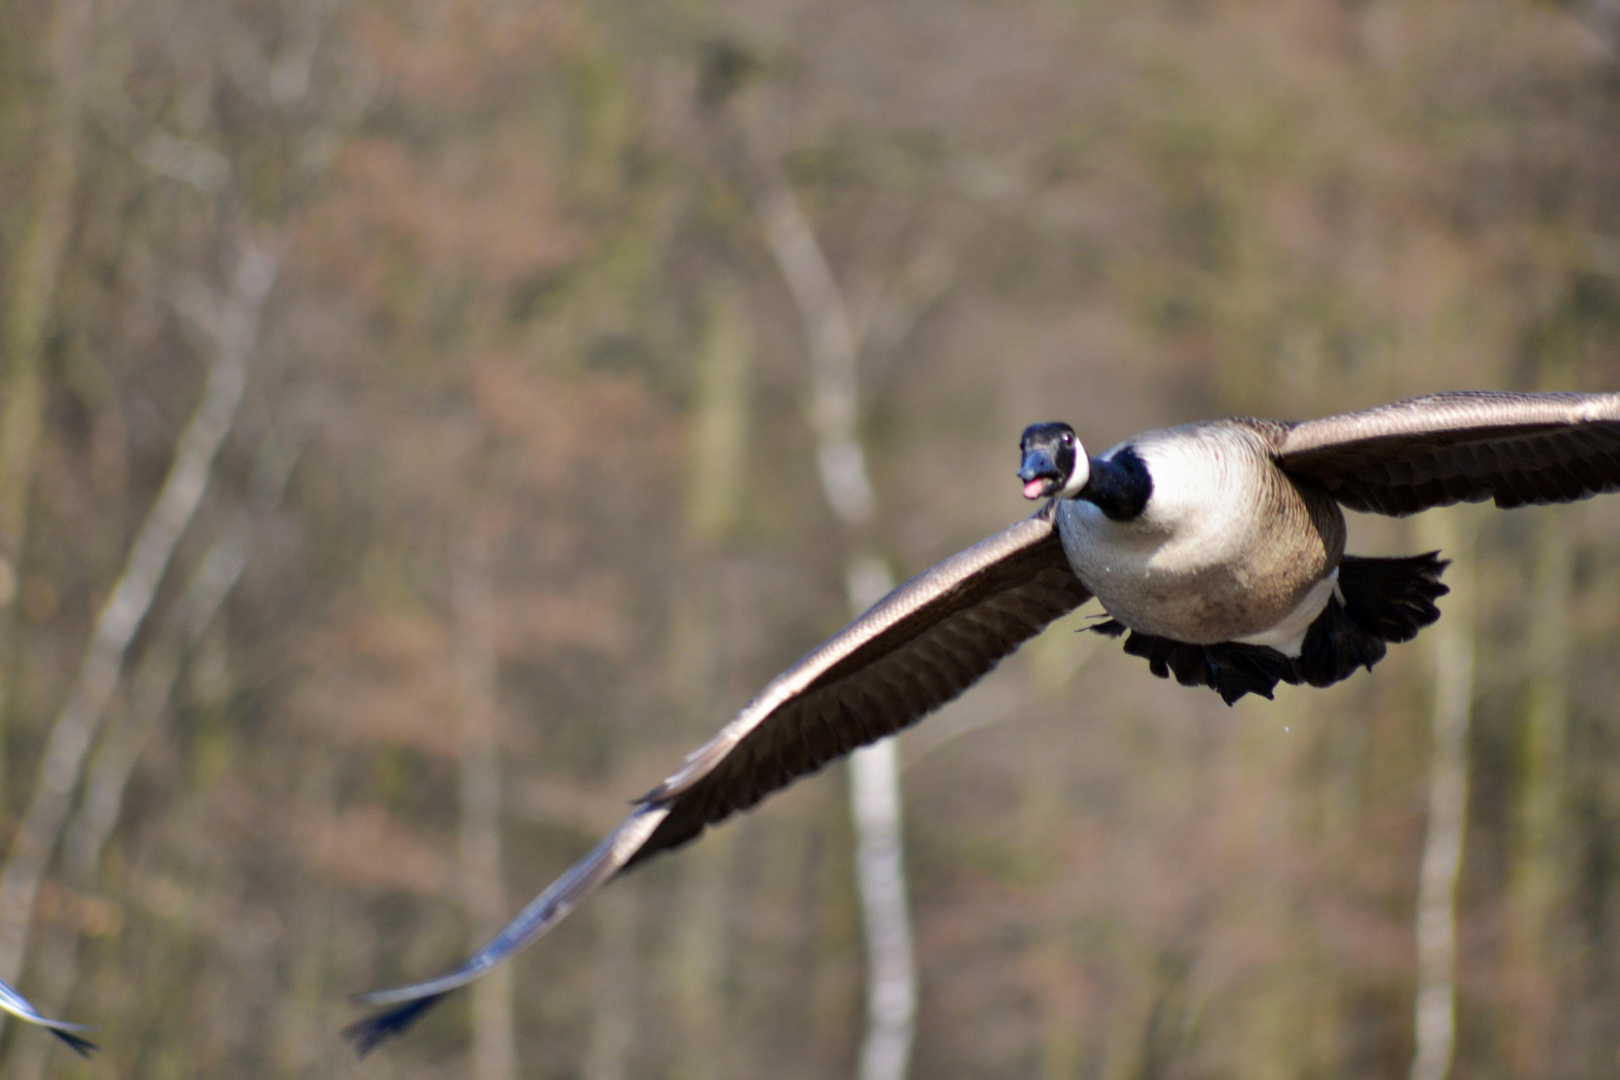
[1233,567,1339,658]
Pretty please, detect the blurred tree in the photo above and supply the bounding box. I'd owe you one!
[0,0,94,741]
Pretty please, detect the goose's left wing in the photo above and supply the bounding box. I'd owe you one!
[1276,390,1620,516]
[346,505,1090,1054]
[0,977,96,1057]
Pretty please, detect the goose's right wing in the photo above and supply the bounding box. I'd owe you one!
[347,505,1090,1054]
[0,978,96,1057]
[1276,390,1620,515]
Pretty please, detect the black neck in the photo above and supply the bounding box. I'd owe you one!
[1080,447,1152,521]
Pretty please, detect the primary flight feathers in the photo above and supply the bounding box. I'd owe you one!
[345,511,1089,1053]
[348,389,1620,1054]
[1275,391,1620,514]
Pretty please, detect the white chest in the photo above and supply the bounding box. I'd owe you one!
[1058,431,1265,579]
[1055,425,1337,644]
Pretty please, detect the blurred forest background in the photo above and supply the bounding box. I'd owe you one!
[1,0,1620,1076]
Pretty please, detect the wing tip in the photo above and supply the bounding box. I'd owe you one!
[49,1026,99,1058]
[343,993,449,1057]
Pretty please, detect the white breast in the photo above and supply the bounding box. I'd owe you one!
[1059,427,1268,578]
[1056,423,1337,644]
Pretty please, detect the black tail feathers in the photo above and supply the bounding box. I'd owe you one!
[1091,552,1449,706]
[1336,551,1449,644]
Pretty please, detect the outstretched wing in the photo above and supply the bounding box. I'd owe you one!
[0,977,96,1057]
[1276,390,1620,516]
[346,506,1090,1054]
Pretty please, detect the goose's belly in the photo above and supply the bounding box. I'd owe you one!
[1062,528,1323,643]
[1056,446,1344,645]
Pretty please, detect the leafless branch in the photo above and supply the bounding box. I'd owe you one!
[0,420,306,1080]
[0,242,276,988]
[63,418,310,887]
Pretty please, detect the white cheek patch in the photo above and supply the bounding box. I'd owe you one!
[1058,445,1090,498]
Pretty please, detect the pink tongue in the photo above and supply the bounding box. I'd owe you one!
[1023,478,1047,499]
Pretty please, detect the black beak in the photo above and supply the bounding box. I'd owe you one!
[1018,448,1063,499]
[1018,448,1059,484]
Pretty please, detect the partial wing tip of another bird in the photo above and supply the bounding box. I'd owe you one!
[48,1027,98,1058]
[341,993,448,1057]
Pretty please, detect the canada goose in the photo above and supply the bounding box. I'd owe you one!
[0,977,96,1057]
[346,389,1620,1053]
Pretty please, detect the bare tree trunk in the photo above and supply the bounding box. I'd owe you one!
[752,179,875,526]
[454,523,515,1080]
[0,0,97,769]
[750,158,915,1080]
[1506,515,1573,1076]
[683,280,754,549]
[585,884,639,1080]
[0,424,305,1079]
[670,279,752,1079]
[1409,507,1475,1080]
[63,423,307,888]
[0,243,275,996]
[846,661,915,1080]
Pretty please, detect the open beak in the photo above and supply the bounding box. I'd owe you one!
[1018,449,1061,500]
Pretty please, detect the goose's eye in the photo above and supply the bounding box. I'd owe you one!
[1061,433,1073,445]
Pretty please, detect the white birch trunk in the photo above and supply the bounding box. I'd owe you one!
[0,243,275,991]
[2,425,303,1079]
[751,157,915,1080]
[60,423,306,888]
[846,563,916,1080]
[1409,508,1475,1080]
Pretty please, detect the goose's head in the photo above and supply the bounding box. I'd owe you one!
[1018,422,1091,500]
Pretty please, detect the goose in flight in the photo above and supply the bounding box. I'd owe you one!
[0,977,96,1057]
[346,389,1620,1054]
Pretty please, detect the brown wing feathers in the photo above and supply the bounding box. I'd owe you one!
[1277,391,1620,516]
[630,518,1089,867]
[347,507,1090,1052]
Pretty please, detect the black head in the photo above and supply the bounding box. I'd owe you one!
[1018,422,1091,500]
